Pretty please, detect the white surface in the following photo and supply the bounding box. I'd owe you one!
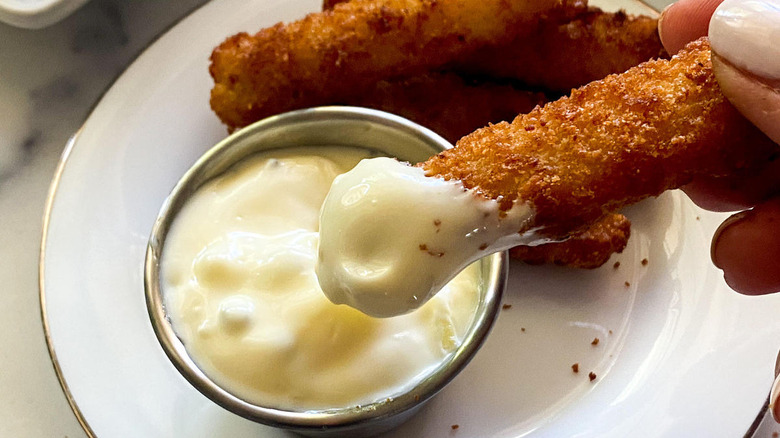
[36,0,780,437]
[0,0,89,29]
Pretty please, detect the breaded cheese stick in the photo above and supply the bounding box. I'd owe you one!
[210,0,584,131]
[316,38,778,317]
[455,8,667,91]
[322,0,639,269]
[423,38,778,238]
[509,212,630,268]
[324,2,666,92]
[348,73,629,269]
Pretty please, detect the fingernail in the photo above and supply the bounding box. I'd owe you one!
[709,0,780,82]
[709,0,780,145]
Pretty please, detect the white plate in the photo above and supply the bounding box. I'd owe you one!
[39,0,780,437]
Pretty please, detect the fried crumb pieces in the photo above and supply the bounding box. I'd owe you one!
[414,394,420,401]
[589,371,597,381]
[591,337,599,346]
[613,261,620,269]
[696,216,701,221]
[641,258,648,266]
[624,281,630,287]
[608,329,613,335]
[771,432,777,438]
[419,244,445,257]
[451,424,460,430]
[502,304,512,310]
[521,327,526,332]
[479,243,488,250]
[572,363,579,373]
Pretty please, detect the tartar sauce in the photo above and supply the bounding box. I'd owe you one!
[162,148,480,410]
[317,157,534,318]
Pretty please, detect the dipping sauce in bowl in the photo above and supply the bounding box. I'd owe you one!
[162,147,482,410]
[145,107,506,436]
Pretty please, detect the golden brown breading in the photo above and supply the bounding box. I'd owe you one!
[209,0,584,131]
[456,8,667,91]
[510,212,630,268]
[349,73,547,143]
[324,2,665,92]
[423,38,778,238]
[352,73,631,269]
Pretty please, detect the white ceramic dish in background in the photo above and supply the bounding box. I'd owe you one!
[39,0,780,437]
[0,0,89,28]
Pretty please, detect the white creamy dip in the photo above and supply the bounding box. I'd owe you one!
[162,148,481,410]
[317,157,534,318]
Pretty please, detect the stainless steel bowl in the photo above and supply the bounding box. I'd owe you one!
[144,106,507,437]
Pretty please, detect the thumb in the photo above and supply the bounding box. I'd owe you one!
[658,0,723,54]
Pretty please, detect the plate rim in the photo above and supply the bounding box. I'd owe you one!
[37,1,212,436]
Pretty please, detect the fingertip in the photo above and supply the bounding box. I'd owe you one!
[682,178,755,212]
[657,2,678,53]
[712,199,780,295]
[658,0,724,54]
[682,155,780,213]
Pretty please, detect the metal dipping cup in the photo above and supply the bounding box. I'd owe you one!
[144,106,508,437]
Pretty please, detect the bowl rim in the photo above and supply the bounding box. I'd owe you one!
[143,106,508,432]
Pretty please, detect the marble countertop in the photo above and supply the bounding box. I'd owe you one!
[1,0,778,437]
[0,1,206,436]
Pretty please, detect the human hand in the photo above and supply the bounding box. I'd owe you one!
[658,0,780,295]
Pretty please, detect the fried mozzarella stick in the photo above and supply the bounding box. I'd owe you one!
[210,0,583,131]
[317,38,778,317]
[324,1,666,92]
[456,8,666,92]
[424,38,776,236]
[510,212,630,268]
[348,73,631,269]
[352,73,632,268]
